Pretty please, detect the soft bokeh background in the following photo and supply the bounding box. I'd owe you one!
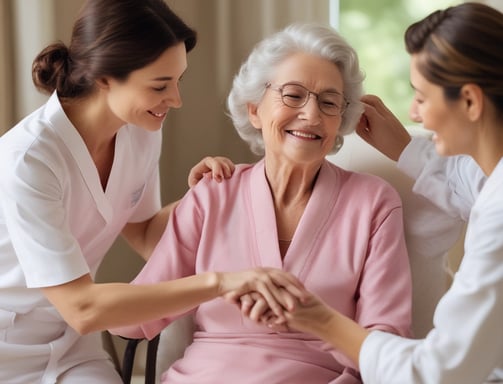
[0,0,499,280]
[339,0,460,123]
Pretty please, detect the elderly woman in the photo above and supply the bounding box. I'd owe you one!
[111,23,412,383]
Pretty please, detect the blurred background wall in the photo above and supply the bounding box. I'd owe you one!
[0,0,330,279]
[0,0,500,280]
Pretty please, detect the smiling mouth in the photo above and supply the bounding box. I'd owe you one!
[148,111,167,118]
[287,130,321,140]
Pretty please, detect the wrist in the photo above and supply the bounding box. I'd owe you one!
[317,310,339,337]
[206,271,222,296]
[391,135,412,162]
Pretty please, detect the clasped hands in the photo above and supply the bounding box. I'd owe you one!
[239,290,295,332]
[220,268,333,334]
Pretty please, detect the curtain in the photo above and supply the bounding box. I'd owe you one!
[0,0,14,134]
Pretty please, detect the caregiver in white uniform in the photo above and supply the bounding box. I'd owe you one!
[270,3,503,383]
[0,1,306,383]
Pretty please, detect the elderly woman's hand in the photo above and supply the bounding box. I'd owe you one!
[219,268,307,322]
[240,289,336,336]
[236,291,290,332]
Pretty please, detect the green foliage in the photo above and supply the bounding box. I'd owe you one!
[339,0,459,124]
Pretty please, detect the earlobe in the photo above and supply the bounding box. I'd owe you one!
[247,103,262,129]
[461,84,483,121]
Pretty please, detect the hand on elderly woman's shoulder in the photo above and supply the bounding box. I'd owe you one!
[187,156,235,187]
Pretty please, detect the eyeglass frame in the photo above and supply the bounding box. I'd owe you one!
[265,82,349,116]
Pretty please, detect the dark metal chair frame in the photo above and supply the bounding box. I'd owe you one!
[120,335,160,384]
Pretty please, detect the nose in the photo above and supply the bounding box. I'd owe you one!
[409,98,422,123]
[298,94,322,124]
[166,85,183,109]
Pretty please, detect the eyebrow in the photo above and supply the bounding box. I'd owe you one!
[286,81,343,94]
[151,76,174,82]
[319,86,343,94]
[315,85,344,95]
[151,69,187,82]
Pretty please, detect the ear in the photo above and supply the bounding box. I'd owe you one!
[247,103,262,129]
[460,83,483,121]
[96,77,110,90]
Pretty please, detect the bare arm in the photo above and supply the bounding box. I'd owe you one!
[239,289,369,366]
[242,290,369,365]
[121,202,177,260]
[284,292,369,367]
[42,268,307,336]
[42,272,219,335]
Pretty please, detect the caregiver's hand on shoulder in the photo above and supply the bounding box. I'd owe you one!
[188,156,235,187]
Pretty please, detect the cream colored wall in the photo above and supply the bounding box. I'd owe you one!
[484,0,503,10]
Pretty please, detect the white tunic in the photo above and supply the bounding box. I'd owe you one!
[360,137,503,383]
[0,92,162,383]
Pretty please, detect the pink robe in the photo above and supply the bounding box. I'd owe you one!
[119,159,412,383]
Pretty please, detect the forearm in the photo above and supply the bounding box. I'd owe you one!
[43,272,219,335]
[357,94,412,162]
[284,294,369,366]
[313,311,369,367]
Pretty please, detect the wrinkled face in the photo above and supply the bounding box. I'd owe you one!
[103,42,187,131]
[409,55,474,156]
[248,52,344,166]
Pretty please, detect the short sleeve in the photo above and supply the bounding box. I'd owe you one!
[1,151,89,287]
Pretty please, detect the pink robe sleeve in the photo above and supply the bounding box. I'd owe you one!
[328,177,412,371]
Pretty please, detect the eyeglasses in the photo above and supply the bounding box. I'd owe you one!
[265,82,349,116]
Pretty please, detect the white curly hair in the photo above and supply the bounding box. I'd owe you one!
[227,22,365,156]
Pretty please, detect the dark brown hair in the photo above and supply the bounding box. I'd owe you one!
[32,0,197,98]
[405,2,503,113]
